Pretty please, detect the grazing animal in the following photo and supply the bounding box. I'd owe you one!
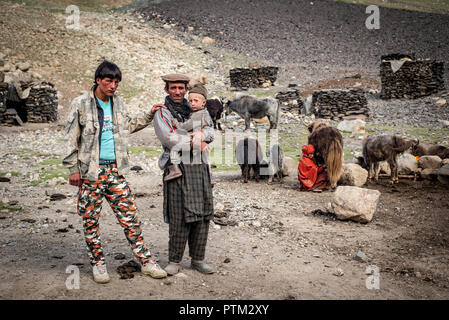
[235,137,264,183]
[362,134,419,184]
[205,97,224,130]
[307,121,343,189]
[411,142,449,159]
[224,95,280,131]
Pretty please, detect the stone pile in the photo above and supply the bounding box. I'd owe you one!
[23,82,58,123]
[229,66,278,89]
[0,81,58,125]
[311,89,369,120]
[275,88,304,112]
[380,54,445,99]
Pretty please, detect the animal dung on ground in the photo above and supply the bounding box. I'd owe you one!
[311,89,368,120]
[380,53,445,99]
[117,260,141,279]
[229,66,279,89]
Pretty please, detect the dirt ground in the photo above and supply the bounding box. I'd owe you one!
[0,0,448,300]
[1,124,448,300]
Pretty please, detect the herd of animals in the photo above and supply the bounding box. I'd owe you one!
[202,94,449,188]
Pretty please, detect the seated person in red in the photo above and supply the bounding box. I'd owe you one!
[298,144,329,191]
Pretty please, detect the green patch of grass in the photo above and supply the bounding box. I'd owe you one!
[0,172,20,177]
[129,146,163,158]
[0,202,22,211]
[29,168,68,187]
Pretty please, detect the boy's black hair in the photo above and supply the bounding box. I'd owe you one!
[94,60,122,83]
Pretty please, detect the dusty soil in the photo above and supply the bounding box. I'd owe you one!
[0,0,448,300]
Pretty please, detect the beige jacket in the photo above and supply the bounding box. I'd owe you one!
[62,88,153,180]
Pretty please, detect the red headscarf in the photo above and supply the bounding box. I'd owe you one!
[298,144,318,190]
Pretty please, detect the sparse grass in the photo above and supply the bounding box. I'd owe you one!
[334,0,449,14]
[0,172,20,177]
[0,202,23,211]
[129,146,163,158]
[365,123,449,145]
[29,168,68,187]
[10,0,133,12]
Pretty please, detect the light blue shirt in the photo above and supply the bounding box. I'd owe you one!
[96,97,116,161]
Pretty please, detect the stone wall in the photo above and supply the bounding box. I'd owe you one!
[380,54,445,99]
[0,81,58,125]
[275,88,304,112]
[229,66,278,89]
[311,89,368,120]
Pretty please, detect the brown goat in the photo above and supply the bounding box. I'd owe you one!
[362,135,419,184]
[307,121,343,189]
[411,143,449,159]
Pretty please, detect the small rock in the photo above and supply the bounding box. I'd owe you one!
[174,272,188,279]
[17,62,31,72]
[187,26,194,31]
[420,168,439,180]
[163,278,174,285]
[333,268,344,276]
[437,164,449,185]
[353,250,367,262]
[252,220,261,227]
[223,258,231,263]
[163,24,171,30]
[130,165,143,172]
[435,99,447,107]
[202,37,215,45]
[114,253,126,260]
[50,193,67,201]
[57,228,69,233]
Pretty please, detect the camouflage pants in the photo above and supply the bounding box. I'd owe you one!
[77,164,154,267]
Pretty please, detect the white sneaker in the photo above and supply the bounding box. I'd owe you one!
[92,264,110,284]
[141,261,167,279]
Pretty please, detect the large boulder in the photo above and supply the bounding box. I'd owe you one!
[420,168,438,181]
[437,164,449,185]
[339,163,368,187]
[418,155,442,170]
[337,119,366,135]
[282,156,297,177]
[398,153,418,175]
[331,186,381,223]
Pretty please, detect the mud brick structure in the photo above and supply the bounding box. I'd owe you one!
[380,54,445,99]
[229,66,279,89]
[311,89,368,120]
[275,88,304,112]
[0,81,58,125]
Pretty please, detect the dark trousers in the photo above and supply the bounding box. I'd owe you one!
[168,212,210,263]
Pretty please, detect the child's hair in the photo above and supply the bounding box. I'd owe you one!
[94,60,122,83]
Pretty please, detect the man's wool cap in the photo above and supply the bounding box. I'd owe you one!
[161,73,190,83]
